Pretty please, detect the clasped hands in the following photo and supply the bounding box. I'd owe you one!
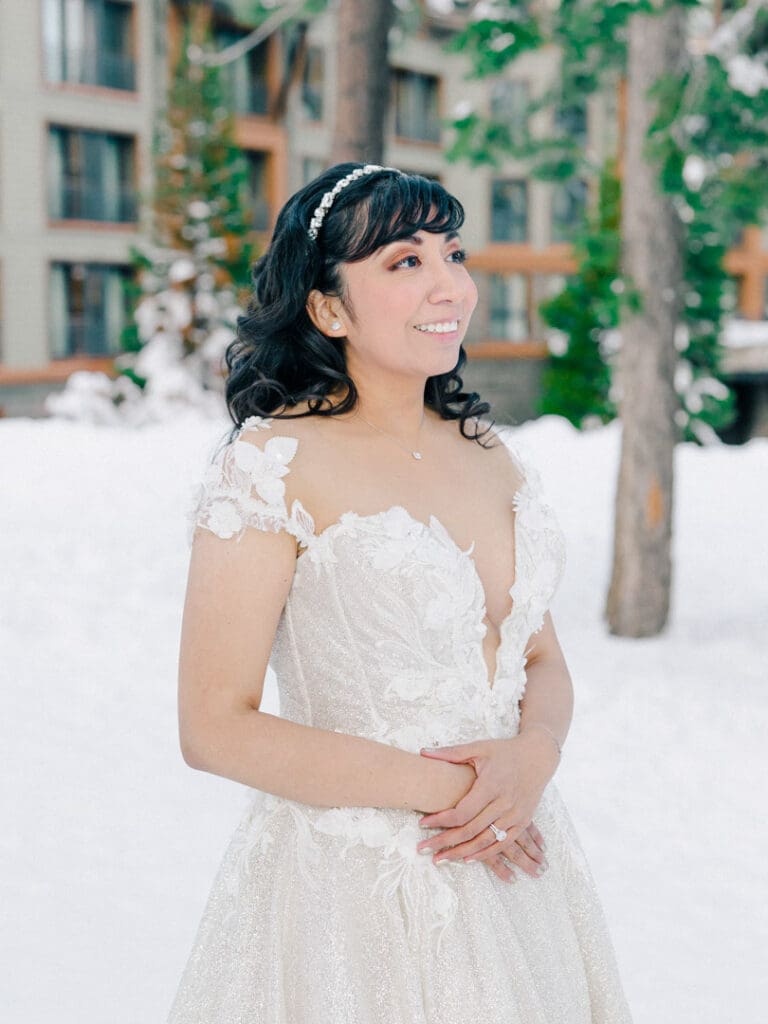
[415,732,559,884]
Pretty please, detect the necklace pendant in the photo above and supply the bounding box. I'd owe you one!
[412,451,423,460]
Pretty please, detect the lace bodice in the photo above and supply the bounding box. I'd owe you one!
[171,422,637,1024]
[190,415,566,750]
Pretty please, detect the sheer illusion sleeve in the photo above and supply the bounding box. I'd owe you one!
[188,416,315,547]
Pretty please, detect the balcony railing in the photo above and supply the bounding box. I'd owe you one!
[53,179,138,223]
[230,79,269,116]
[47,46,136,91]
[58,315,119,358]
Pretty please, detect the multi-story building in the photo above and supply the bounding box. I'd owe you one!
[1,0,766,428]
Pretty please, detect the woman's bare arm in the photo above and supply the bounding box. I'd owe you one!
[517,611,574,764]
[178,523,475,813]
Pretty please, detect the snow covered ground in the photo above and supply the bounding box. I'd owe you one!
[1,412,766,1024]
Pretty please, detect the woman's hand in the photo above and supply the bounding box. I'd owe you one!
[414,732,560,878]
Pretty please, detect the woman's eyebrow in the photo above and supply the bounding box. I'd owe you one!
[382,230,461,250]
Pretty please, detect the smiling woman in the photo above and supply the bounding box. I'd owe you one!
[169,163,634,1023]
[225,162,488,442]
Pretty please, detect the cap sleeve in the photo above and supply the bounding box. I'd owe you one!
[189,416,312,546]
[489,421,568,610]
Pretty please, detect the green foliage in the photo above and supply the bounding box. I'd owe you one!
[151,16,257,297]
[643,44,768,439]
[537,161,628,426]
[119,247,154,386]
[117,7,260,389]
[445,0,768,442]
[447,9,542,76]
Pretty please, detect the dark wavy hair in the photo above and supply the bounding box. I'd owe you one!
[224,162,494,445]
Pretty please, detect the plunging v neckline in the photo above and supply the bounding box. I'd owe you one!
[292,481,530,693]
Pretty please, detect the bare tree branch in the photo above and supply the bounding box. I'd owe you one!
[190,0,307,67]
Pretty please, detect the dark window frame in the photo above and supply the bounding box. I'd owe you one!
[48,124,137,223]
[301,45,324,122]
[551,178,588,243]
[393,68,441,144]
[244,149,272,231]
[214,25,270,116]
[489,78,529,141]
[49,261,132,359]
[490,178,528,243]
[42,0,136,92]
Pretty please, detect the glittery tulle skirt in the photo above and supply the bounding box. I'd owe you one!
[167,780,633,1023]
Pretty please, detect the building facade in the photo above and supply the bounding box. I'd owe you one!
[1,0,766,426]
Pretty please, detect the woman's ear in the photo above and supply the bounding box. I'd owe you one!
[306,289,346,337]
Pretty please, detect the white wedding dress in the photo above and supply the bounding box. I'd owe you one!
[168,416,633,1024]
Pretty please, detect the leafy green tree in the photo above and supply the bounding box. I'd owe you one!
[446,0,768,442]
[537,159,627,427]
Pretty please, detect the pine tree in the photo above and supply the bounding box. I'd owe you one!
[117,4,257,408]
[48,3,258,425]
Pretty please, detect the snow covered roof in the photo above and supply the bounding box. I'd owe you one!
[722,319,768,375]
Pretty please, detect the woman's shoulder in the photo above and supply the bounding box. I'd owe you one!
[226,405,326,460]
[224,406,333,502]
[468,415,529,490]
[192,412,320,545]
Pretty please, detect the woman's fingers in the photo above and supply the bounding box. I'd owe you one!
[525,821,547,856]
[516,826,545,865]
[469,825,548,877]
[418,779,494,830]
[434,818,529,864]
[416,799,506,856]
[501,841,548,878]
[486,853,516,884]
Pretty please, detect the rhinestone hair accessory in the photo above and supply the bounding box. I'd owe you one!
[307,164,401,241]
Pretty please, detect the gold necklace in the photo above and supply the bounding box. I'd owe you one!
[355,410,426,460]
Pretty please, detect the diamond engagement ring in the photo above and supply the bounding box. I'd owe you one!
[488,823,508,843]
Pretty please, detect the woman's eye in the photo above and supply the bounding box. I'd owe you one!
[397,244,468,268]
[393,254,419,269]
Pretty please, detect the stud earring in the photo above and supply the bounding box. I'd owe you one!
[330,321,341,331]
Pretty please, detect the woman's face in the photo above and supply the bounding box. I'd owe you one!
[334,228,478,382]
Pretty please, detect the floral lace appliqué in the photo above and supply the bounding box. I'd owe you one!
[189,416,315,548]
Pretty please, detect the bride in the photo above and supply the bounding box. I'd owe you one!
[169,162,633,1022]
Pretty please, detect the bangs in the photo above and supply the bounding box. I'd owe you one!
[326,173,465,263]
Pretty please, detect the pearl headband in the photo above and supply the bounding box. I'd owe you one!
[307,164,402,241]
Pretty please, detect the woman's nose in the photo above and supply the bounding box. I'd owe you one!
[427,259,464,302]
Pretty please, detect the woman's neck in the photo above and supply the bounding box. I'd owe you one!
[329,379,429,435]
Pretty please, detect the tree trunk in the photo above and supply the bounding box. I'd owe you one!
[332,0,395,164]
[605,5,686,637]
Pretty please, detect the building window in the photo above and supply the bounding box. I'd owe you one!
[216,28,269,115]
[398,168,442,182]
[50,262,131,358]
[301,46,324,121]
[554,101,588,148]
[48,126,137,222]
[489,79,528,140]
[551,179,588,242]
[42,0,135,91]
[531,274,568,338]
[491,179,528,243]
[245,150,271,231]
[393,69,440,143]
[489,274,529,341]
[302,157,325,186]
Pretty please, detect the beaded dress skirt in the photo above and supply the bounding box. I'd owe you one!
[168,418,633,1024]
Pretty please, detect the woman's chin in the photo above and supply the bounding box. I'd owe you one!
[427,340,463,375]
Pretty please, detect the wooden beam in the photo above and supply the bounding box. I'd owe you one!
[467,341,548,359]
[468,244,578,274]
